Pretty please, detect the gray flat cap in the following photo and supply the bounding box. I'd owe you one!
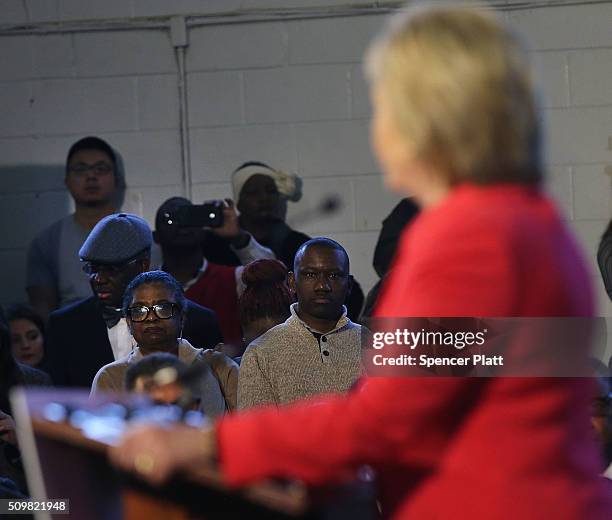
[79,213,152,264]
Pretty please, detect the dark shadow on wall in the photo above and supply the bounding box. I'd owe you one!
[0,162,127,307]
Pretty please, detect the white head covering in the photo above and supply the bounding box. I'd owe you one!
[232,162,302,203]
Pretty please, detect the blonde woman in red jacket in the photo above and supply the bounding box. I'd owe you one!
[111,5,612,518]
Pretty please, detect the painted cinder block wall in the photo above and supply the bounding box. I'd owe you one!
[0,1,611,326]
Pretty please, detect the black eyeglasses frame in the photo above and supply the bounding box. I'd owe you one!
[127,302,179,322]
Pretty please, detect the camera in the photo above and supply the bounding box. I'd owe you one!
[175,201,224,228]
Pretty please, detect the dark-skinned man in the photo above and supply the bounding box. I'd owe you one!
[44,213,222,388]
[237,237,363,409]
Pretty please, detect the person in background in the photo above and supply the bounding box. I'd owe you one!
[598,220,612,300]
[231,162,307,269]
[231,259,294,361]
[111,6,612,519]
[154,197,275,346]
[0,308,50,497]
[125,353,198,410]
[6,304,46,370]
[360,198,419,319]
[237,238,362,410]
[26,137,121,320]
[45,213,222,388]
[91,271,238,416]
[206,161,365,320]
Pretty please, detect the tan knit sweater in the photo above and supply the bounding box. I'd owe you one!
[237,303,363,410]
[90,339,238,417]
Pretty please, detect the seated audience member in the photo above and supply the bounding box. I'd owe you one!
[6,304,46,370]
[229,259,294,361]
[91,271,238,416]
[125,353,196,408]
[205,162,365,320]
[27,137,121,320]
[598,220,612,300]
[45,213,222,388]
[154,197,274,346]
[361,198,419,319]
[237,238,363,410]
[0,309,50,497]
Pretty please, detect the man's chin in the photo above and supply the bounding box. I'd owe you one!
[253,214,282,224]
[309,307,342,321]
[96,293,121,307]
[77,198,113,208]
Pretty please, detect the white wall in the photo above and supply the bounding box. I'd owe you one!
[0,1,611,324]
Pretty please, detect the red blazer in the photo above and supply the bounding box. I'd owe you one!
[217,184,612,519]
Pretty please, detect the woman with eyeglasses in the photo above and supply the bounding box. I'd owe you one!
[90,270,238,416]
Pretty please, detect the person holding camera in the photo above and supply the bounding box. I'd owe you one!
[154,197,275,348]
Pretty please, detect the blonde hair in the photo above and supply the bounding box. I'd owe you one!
[365,4,542,185]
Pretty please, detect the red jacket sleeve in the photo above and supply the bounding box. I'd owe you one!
[217,208,514,486]
[218,376,483,486]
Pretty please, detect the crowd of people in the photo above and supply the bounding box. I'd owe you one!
[0,138,371,500]
[1,4,612,518]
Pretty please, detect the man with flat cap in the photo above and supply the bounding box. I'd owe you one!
[44,213,222,388]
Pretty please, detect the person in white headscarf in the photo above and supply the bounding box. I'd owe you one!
[230,162,364,320]
[230,161,308,269]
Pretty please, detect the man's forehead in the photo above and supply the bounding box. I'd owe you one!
[297,246,348,270]
[69,149,113,163]
[88,258,139,269]
[243,173,275,188]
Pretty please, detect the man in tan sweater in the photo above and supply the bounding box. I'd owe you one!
[237,238,363,409]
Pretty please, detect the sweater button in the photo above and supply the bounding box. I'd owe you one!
[321,336,327,342]
[323,350,330,356]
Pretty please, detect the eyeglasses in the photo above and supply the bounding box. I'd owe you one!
[82,257,141,276]
[69,162,114,176]
[127,302,178,322]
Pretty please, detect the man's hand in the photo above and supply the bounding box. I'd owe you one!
[108,423,217,486]
[208,199,250,248]
[0,410,18,446]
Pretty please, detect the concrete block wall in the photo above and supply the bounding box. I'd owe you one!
[0,1,611,326]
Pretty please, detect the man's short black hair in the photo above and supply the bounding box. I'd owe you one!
[66,136,117,174]
[125,352,187,391]
[293,237,350,273]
